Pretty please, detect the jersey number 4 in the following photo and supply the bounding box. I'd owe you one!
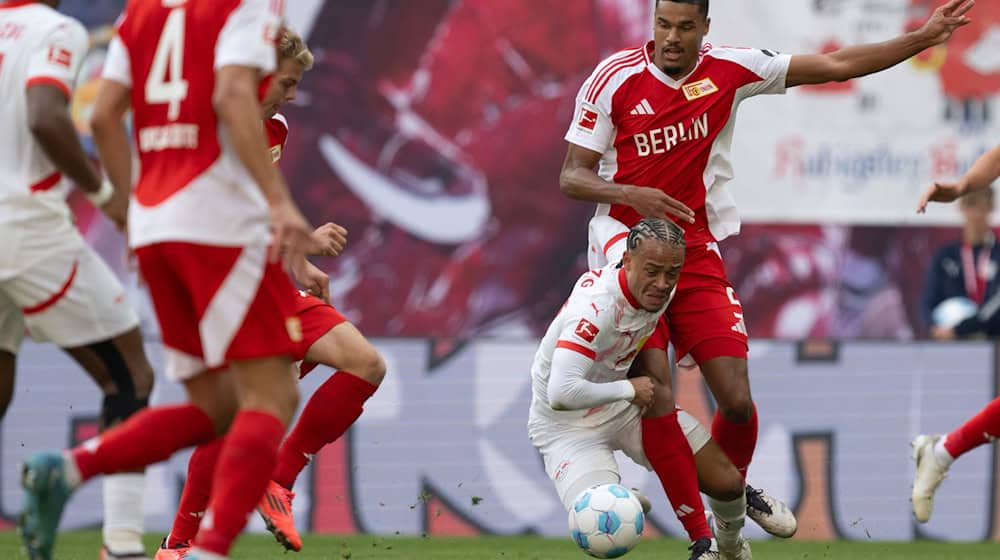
[146,7,189,121]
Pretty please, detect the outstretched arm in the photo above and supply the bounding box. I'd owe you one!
[786,0,973,87]
[918,144,1000,211]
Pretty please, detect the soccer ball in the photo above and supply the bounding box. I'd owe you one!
[567,484,644,558]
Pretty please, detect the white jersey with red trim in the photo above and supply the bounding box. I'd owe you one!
[102,0,282,249]
[565,42,791,248]
[0,1,88,229]
[529,263,666,428]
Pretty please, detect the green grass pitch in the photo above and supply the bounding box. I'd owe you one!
[0,531,997,559]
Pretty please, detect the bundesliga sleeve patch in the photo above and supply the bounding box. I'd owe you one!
[47,45,72,68]
[574,318,600,343]
[576,105,599,134]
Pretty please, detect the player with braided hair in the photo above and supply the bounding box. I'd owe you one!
[529,218,751,560]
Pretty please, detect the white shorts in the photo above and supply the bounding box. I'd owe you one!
[0,240,138,352]
[587,215,629,270]
[528,406,710,510]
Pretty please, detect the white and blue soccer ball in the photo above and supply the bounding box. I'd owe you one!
[567,484,645,558]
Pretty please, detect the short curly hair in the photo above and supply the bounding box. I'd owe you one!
[656,0,709,16]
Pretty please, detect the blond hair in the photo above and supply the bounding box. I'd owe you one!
[278,27,314,70]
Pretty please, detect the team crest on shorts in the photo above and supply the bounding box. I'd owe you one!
[286,316,303,343]
[554,459,572,481]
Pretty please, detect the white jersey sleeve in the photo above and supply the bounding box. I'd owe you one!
[546,304,635,411]
[712,46,791,98]
[215,0,281,73]
[25,19,88,98]
[563,64,616,154]
[101,35,131,87]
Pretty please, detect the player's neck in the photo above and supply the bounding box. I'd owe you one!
[964,227,992,246]
[652,54,697,81]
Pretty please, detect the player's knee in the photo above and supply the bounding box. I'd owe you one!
[351,345,386,386]
[363,351,386,386]
[717,396,754,423]
[710,466,745,502]
[644,382,676,417]
[101,392,149,429]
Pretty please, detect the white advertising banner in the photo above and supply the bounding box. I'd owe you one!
[1,339,998,542]
[692,0,1000,226]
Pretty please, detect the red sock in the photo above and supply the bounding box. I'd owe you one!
[944,397,1000,459]
[273,372,377,489]
[711,403,758,479]
[72,404,215,481]
[167,438,224,547]
[194,410,285,556]
[642,411,711,541]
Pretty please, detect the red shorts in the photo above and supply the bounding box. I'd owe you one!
[293,290,348,377]
[664,244,748,363]
[135,242,298,382]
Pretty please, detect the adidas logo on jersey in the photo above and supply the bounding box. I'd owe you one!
[629,99,655,116]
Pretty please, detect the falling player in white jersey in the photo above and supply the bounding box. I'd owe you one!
[0,1,156,558]
[560,0,974,544]
[529,218,753,560]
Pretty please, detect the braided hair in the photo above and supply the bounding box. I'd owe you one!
[626,218,686,254]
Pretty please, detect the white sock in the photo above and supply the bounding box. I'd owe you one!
[708,494,747,551]
[103,473,146,554]
[562,470,620,511]
[933,436,956,467]
[61,451,82,489]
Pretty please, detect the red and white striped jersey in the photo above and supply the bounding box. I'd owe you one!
[102,0,283,249]
[0,1,89,229]
[565,41,791,248]
[530,264,668,427]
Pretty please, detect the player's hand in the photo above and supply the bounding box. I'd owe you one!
[917,0,974,46]
[311,222,349,257]
[623,185,695,224]
[269,198,320,271]
[917,181,965,213]
[100,188,129,232]
[292,259,331,303]
[930,325,957,340]
[628,377,655,410]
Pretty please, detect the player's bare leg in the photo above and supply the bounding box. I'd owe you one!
[189,356,298,559]
[260,322,384,551]
[64,327,156,559]
[912,397,1000,522]
[632,347,713,546]
[698,354,796,538]
[0,351,15,421]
